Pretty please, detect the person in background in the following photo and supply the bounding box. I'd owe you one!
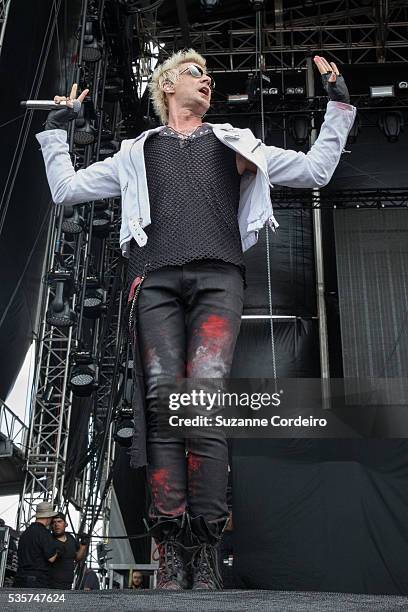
[129,568,144,589]
[14,502,62,588]
[49,512,89,590]
[82,565,100,590]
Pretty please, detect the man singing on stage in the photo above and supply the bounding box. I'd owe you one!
[36,50,355,590]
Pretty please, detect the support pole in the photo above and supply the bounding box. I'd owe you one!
[306,57,331,389]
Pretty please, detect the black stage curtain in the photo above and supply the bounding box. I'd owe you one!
[233,438,408,594]
[231,320,408,594]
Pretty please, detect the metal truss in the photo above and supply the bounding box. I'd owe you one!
[16,208,77,529]
[16,0,121,540]
[0,0,10,57]
[271,187,408,209]
[137,0,408,72]
[75,211,124,576]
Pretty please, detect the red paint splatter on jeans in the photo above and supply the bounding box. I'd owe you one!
[150,468,171,499]
[187,453,202,476]
[199,314,229,340]
[149,468,186,515]
[187,314,232,377]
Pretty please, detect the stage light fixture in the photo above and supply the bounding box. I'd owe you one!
[92,210,113,237]
[227,94,249,103]
[83,280,106,319]
[249,0,265,9]
[42,385,55,405]
[46,281,76,328]
[82,19,102,63]
[370,85,394,98]
[61,205,84,234]
[74,117,95,146]
[397,81,408,90]
[69,350,99,397]
[200,0,220,10]
[379,111,403,143]
[285,86,305,96]
[114,406,134,448]
[247,73,279,100]
[288,114,312,146]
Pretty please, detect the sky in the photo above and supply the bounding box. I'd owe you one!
[0,344,34,529]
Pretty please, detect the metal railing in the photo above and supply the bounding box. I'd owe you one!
[0,399,28,456]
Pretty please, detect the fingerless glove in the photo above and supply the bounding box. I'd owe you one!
[45,99,81,131]
[321,73,350,104]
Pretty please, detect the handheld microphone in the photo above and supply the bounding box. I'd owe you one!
[20,99,81,112]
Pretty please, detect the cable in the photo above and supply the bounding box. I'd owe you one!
[254,4,278,383]
[0,113,26,130]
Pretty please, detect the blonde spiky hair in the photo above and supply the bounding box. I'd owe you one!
[148,49,207,124]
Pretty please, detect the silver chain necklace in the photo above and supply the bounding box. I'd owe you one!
[166,125,202,139]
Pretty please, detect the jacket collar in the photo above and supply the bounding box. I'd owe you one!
[132,122,239,143]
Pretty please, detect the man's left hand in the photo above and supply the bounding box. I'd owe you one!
[79,533,91,546]
[313,56,350,104]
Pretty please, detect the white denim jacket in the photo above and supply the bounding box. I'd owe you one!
[36,101,356,256]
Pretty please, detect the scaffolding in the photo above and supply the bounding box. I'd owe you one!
[16,0,121,547]
[0,0,10,57]
[137,0,408,72]
[14,0,408,582]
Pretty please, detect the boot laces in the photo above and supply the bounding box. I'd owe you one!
[191,543,222,589]
[153,540,183,585]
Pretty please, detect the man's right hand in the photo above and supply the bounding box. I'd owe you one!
[45,83,90,131]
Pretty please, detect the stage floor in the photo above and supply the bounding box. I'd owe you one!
[2,589,408,611]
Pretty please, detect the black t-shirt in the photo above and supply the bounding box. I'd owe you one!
[16,522,59,586]
[48,533,79,589]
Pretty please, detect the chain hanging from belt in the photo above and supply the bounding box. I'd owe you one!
[128,263,150,335]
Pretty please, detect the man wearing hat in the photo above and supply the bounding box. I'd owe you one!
[14,502,63,588]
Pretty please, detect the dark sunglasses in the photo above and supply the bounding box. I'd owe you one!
[178,64,215,89]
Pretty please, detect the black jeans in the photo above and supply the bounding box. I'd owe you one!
[135,259,244,521]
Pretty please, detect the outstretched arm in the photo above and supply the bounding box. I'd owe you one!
[36,84,122,205]
[262,56,356,188]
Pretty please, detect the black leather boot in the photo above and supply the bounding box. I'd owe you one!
[146,514,188,590]
[189,515,229,590]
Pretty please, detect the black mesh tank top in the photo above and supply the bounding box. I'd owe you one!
[127,125,245,284]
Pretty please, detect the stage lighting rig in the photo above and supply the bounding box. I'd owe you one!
[370,85,394,98]
[114,405,134,448]
[46,281,76,328]
[69,350,99,397]
[379,111,404,143]
[200,0,221,10]
[285,86,305,96]
[288,114,312,146]
[82,17,102,63]
[61,205,85,235]
[249,0,265,10]
[74,110,96,147]
[83,276,106,319]
[247,73,279,101]
[92,209,114,237]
